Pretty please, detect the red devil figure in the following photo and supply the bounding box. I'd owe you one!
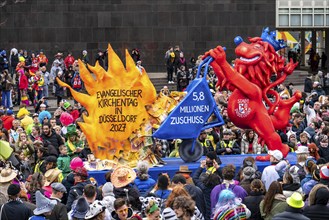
[204,28,302,158]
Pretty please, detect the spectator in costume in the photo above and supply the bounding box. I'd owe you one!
[85,200,107,220]
[65,124,83,158]
[29,191,56,220]
[56,145,71,178]
[210,164,247,210]
[66,167,89,211]
[212,189,250,220]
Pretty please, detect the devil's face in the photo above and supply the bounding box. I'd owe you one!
[235,42,264,66]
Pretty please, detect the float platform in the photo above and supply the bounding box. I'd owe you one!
[88,153,297,186]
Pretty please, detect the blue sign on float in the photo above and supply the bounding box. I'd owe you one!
[153,57,225,140]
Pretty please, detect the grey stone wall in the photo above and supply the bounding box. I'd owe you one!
[0,0,275,72]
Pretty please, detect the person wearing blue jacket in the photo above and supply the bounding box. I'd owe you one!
[134,161,156,196]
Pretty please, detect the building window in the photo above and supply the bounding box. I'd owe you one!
[279,14,289,26]
[276,1,327,27]
[314,8,324,13]
[314,14,324,25]
[302,14,312,26]
[291,14,301,26]
[302,8,313,13]
[279,8,289,13]
[291,8,301,13]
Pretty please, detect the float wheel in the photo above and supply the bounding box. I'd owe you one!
[179,139,203,162]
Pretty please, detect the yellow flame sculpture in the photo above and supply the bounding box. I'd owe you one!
[57,44,156,160]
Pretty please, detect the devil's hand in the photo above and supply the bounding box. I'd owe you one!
[284,58,298,75]
[203,46,227,65]
[294,91,302,100]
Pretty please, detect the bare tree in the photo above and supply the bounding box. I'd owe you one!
[0,0,26,26]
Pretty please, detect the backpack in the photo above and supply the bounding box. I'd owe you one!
[72,73,82,89]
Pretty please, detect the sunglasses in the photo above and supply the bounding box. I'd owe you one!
[117,208,128,214]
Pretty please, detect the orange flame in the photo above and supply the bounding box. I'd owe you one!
[57,44,156,160]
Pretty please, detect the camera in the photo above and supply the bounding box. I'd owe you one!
[206,161,213,167]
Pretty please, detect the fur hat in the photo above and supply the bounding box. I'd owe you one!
[308,143,320,160]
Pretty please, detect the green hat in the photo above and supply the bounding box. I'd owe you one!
[286,192,304,208]
[66,124,78,137]
[63,101,71,110]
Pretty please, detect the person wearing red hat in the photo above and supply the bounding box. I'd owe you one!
[319,165,329,187]
[66,167,89,211]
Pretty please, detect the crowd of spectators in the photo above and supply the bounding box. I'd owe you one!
[0,47,329,219]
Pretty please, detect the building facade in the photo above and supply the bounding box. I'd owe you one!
[0,0,276,72]
[276,0,328,67]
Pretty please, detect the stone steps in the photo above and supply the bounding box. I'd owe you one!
[13,70,307,113]
[286,70,308,86]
